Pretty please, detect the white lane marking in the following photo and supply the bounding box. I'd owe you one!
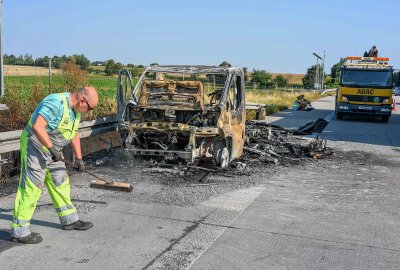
[147,186,265,270]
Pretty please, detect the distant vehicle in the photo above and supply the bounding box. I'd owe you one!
[335,56,394,122]
[393,87,400,96]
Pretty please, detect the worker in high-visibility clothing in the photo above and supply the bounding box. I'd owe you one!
[11,86,98,244]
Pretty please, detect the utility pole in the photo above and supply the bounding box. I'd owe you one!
[0,0,7,111]
[312,52,323,91]
[321,50,325,91]
[0,0,4,98]
[48,57,52,88]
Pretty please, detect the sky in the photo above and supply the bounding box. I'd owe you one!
[3,0,400,74]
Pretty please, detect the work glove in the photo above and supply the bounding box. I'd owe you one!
[48,146,62,162]
[74,159,85,172]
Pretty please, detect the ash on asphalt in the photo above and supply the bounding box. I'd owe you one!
[2,145,394,217]
[66,145,327,213]
[66,148,283,211]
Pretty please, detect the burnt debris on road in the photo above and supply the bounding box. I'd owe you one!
[245,120,333,163]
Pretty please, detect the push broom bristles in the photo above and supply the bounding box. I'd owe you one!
[90,180,133,192]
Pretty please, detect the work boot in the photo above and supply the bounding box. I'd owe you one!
[63,220,93,231]
[11,232,43,244]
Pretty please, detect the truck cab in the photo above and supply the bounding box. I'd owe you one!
[335,56,393,122]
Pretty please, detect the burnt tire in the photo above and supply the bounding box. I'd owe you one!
[216,147,230,168]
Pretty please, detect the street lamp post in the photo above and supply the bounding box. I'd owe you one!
[0,0,4,99]
[312,52,323,91]
[321,50,326,91]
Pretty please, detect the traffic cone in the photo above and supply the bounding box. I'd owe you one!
[393,99,396,111]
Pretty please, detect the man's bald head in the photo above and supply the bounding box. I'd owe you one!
[79,86,98,110]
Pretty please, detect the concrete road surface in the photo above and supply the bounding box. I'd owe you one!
[264,95,335,129]
[1,94,400,269]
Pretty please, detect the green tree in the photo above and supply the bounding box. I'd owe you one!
[243,67,249,82]
[273,75,288,87]
[4,54,17,65]
[115,62,123,71]
[130,67,143,77]
[252,69,272,88]
[105,59,118,76]
[34,57,44,67]
[330,58,346,84]
[302,65,325,89]
[72,54,90,70]
[219,61,231,67]
[51,55,68,69]
[150,62,159,66]
[15,54,24,65]
[23,53,34,66]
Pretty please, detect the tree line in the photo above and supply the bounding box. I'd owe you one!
[4,53,346,89]
[3,53,91,70]
[2,53,290,87]
[3,53,145,77]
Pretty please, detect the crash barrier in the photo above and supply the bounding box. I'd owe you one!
[320,88,337,95]
[0,116,118,155]
[0,116,119,185]
[246,102,267,120]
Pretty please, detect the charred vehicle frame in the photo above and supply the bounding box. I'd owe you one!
[117,65,246,167]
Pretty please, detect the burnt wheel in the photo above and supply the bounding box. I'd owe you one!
[215,147,229,168]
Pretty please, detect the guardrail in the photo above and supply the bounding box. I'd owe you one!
[0,116,118,155]
[321,88,337,95]
[245,102,266,110]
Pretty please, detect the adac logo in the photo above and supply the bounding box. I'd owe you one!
[357,88,374,95]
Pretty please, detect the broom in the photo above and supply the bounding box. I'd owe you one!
[61,158,133,192]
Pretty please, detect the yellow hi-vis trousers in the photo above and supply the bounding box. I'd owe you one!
[11,130,79,238]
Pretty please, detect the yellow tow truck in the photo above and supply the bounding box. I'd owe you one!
[335,56,394,122]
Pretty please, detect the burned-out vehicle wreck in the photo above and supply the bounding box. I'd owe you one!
[117,65,246,167]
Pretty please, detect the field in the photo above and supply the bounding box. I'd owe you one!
[270,73,304,85]
[0,75,118,131]
[245,89,326,119]
[0,73,322,131]
[4,65,62,76]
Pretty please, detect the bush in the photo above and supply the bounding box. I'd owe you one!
[61,61,89,92]
[0,81,49,130]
